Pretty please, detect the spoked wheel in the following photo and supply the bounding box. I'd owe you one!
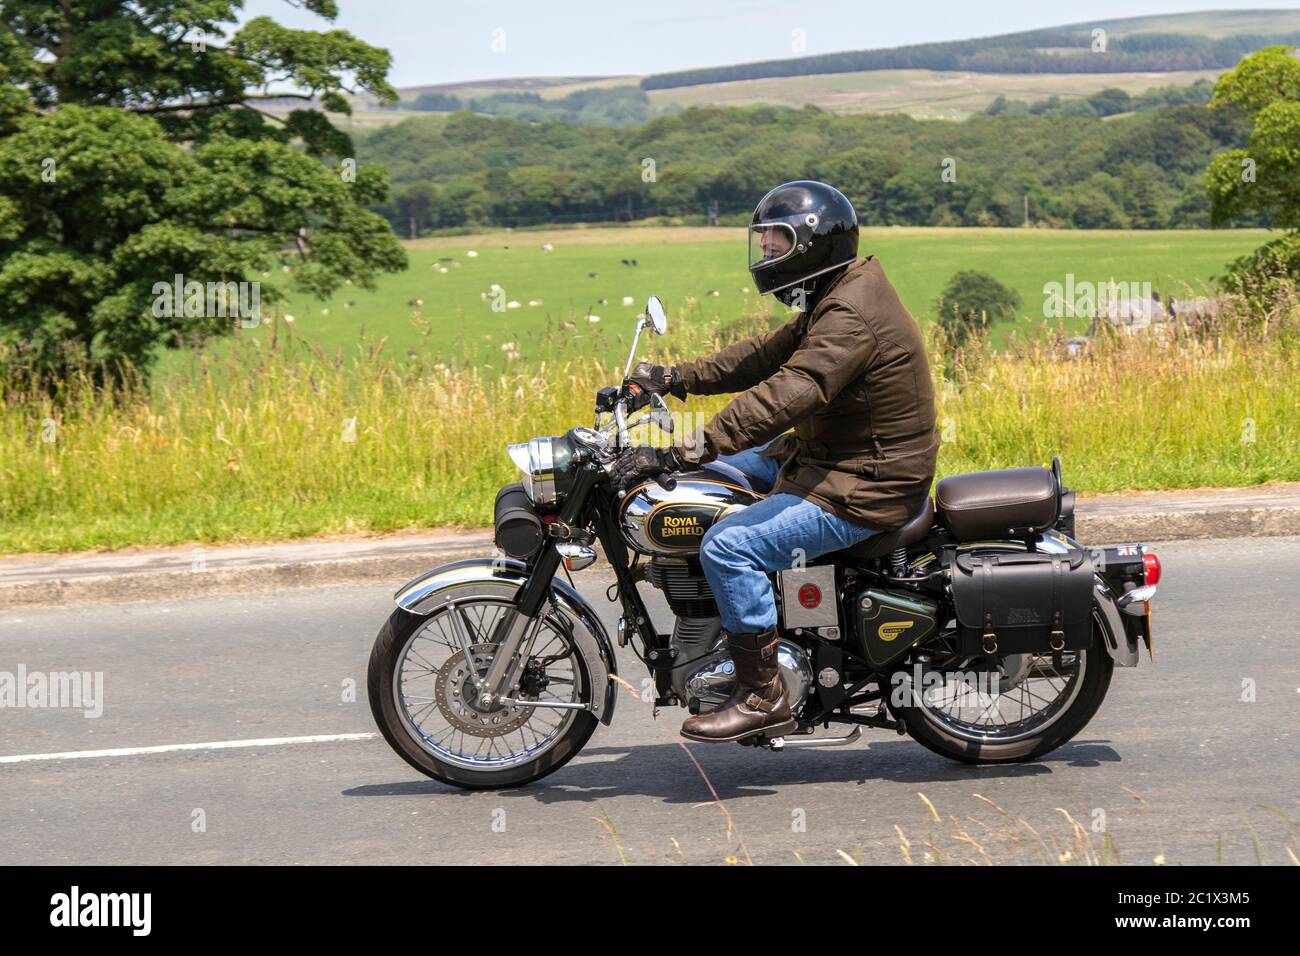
[889,605,1114,763]
[368,598,598,789]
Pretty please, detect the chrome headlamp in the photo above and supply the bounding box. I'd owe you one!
[506,435,576,507]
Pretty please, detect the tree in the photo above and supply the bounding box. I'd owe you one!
[0,1,407,381]
[1088,87,1133,117]
[1206,46,1300,229]
[1205,45,1300,296]
[935,270,1022,349]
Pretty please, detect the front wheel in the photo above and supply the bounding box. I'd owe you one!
[368,599,598,790]
[887,605,1115,764]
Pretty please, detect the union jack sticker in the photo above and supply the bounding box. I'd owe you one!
[1116,545,1140,557]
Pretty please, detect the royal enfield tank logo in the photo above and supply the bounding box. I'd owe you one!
[878,620,915,642]
[646,504,722,550]
[798,583,822,608]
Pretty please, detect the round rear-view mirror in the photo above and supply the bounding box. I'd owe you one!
[646,295,668,335]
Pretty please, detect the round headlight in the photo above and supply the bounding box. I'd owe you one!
[506,435,575,507]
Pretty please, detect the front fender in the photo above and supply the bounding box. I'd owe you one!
[393,558,619,724]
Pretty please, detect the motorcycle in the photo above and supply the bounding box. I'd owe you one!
[368,296,1161,790]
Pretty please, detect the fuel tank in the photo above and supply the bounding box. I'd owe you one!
[618,465,761,557]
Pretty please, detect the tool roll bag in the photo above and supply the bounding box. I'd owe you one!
[949,549,1095,656]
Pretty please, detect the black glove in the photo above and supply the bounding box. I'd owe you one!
[611,445,685,490]
[626,361,686,411]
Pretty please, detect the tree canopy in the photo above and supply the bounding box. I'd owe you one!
[358,92,1256,234]
[0,0,407,380]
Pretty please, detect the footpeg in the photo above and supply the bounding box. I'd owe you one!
[766,726,862,750]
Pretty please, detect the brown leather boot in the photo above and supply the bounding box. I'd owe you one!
[680,627,797,743]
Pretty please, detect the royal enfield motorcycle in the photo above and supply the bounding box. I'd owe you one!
[368,296,1161,790]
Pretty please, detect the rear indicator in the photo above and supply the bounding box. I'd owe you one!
[1143,551,1161,586]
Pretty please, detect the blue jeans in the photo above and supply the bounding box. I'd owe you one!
[699,440,880,634]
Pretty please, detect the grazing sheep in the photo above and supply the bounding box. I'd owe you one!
[622,296,634,306]
[467,250,478,257]
[588,314,601,323]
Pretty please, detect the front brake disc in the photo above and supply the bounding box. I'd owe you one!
[434,643,534,737]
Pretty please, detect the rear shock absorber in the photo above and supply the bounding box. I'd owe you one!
[889,546,908,577]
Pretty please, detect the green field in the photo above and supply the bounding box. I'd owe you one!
[645,69,1225,119]
[191,225,1275,374]
[335,68,1226,124]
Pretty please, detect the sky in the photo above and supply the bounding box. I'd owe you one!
[240,1,1300,88]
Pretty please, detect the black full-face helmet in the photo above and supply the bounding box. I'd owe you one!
[748,180,859,305]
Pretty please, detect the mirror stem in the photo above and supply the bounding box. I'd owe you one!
[621,317,645,382]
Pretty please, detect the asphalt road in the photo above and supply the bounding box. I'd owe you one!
[1,536,1296,866]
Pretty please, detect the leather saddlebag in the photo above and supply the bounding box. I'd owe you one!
[949,549,1095,655]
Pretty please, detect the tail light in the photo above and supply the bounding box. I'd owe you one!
[1143,551,1161,586]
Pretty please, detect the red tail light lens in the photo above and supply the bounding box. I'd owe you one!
[1143,551,1161,586]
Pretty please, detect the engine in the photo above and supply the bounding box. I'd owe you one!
[675,625,815,716]
[622,465,814,713]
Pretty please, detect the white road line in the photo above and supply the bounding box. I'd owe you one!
[0,732,378,765]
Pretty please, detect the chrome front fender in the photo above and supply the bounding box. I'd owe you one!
[393,558,619,723]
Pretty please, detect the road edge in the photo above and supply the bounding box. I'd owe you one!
[2,504,1297,611]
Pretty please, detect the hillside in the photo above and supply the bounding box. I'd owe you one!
[641,9,1300,89]
[644,68,1224,119]
[341,10,1300,122]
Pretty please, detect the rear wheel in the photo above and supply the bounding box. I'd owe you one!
[368,599,599,790]
[888,604,1114,764]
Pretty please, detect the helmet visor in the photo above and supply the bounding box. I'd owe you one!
[748,221,797,271]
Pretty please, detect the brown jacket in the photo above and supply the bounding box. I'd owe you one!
[676,256,939,532]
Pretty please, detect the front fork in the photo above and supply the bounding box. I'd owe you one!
[474,464,605,704]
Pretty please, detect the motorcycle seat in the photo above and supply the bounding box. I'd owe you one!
[934,466,1059,540]
[843,496,934,559]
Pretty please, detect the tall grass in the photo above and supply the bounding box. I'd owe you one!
[1,282,1297,554]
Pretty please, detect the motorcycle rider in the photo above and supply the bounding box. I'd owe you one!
[613,180,940,743]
